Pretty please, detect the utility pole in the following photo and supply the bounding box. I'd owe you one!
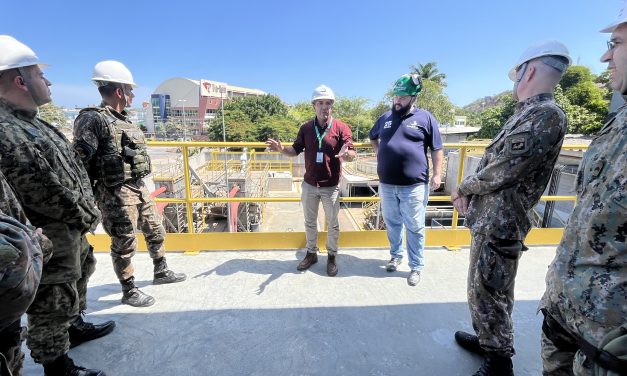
[178,99,187,140]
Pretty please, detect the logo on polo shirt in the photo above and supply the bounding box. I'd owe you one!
[406,120,419,129]
[383,121,392,129]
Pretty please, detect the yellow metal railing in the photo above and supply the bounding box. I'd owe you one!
[87,141,588,252]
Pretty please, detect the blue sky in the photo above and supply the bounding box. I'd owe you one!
[3,0,620,109]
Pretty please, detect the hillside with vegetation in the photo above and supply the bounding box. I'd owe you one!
[461,66,611,138]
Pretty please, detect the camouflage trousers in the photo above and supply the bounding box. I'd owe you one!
[26,237,95,364]
[101,198,166,281]
[0,320,25,376]
[467,232,524,357]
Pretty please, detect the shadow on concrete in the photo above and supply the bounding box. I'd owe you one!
[193,251,406,294]
[23,300,544,376]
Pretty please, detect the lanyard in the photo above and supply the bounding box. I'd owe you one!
[314,117,332,150]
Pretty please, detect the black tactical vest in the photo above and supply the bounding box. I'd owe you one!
[80,107,151,187]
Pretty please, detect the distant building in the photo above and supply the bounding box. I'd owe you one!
[147,78,266,137]
[453,115,467,127]
[439,126,480,144]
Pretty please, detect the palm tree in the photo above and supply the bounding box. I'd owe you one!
[410,61,447,87]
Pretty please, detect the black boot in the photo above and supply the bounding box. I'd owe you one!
[120,278,155,307]
[297,252,318,271]
[327,254,338,276]
[43,353,106,376]
[69,312,116,348]
[153,257,187,285]
[473,352,514,376]
[454,330,485,355]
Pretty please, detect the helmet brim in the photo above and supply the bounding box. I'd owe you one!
[600,20,625,33]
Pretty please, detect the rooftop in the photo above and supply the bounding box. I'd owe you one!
[23,246,555,375]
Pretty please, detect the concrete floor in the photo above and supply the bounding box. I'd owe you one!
[22,247,556,376]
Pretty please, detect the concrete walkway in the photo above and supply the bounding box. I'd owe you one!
[23,246,556,375]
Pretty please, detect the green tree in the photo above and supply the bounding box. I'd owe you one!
[410,61,447,86]
[559,66,595,91]
[558,66,609,133]
[227,94,288,123]
[415,80,456,125]
[256,115,299,142]
[39,102,68,128]
[554,85,601,134]
[370,100,390,123]
[288,101,314,125]
[474,95,516,139]
[595,69,612,101]
[209,108,256,141]
[332,96,372,142]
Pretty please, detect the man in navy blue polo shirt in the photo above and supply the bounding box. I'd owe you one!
[266,85,355,276]
[369,74,443,286]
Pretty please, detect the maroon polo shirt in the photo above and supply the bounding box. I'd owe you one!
[292,117,354,187]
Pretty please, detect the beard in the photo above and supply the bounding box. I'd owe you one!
[391,101,412,116]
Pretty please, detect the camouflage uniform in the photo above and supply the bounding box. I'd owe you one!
[540,104,626,375]
[457,93,567,356]
[73,105,165,282]
[0,170,45,376]
[0,99,100,364]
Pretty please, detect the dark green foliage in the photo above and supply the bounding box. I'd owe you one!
[474,95,516,139]
[410,61,447,87]
[470,66,610,137]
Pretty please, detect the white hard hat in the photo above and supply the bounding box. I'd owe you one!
[92,60,137,87]
[0,35,46,72]
[311,84,335,103]
[601,0,627,33]
[508,40,571,81]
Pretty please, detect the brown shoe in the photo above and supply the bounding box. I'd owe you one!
[297,252,318,271]
[327,254,338,277]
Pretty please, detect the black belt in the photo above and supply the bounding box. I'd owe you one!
[542,309,627,375]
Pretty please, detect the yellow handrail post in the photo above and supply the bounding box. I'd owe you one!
[181,145,194,234]
[451,147,467,231]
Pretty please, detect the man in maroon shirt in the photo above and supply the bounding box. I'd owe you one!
[266,85,355,276]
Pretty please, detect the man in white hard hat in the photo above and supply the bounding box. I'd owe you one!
[451,40,571,375]
[369,74,443,286]
[539,3,627,375]
[0,35,110,375]
[266,85,355,276]
[73,61,186,308]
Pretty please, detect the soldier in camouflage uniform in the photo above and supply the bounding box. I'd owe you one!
[451,40,571,375]
[0,35,113,376]
[0,168,48,376]
[73,61,185,308]
[539,9,627,375]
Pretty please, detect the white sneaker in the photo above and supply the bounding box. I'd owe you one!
[407,270,421,286]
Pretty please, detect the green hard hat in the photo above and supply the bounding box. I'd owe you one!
[392,74,422,96]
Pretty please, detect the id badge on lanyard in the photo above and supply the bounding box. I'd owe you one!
[315,117,332,164]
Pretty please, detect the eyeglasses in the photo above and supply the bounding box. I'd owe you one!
[607,40,618,51]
